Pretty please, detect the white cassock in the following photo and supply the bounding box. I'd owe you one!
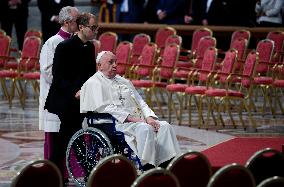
[39,34,63,132]
[80,71,181,166]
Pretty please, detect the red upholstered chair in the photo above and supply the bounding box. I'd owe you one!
[10,159,63,187]
[266,30,284,63]
[24,29,42,39]
[130,33,151,65]
[92,39,101,59]
[189,27,213,60]
[229,37,249,72]
[130,42,157,80]
[165,34,182,48]
[115,41,133,77]
[98,31,118,53]
[155,26,176,55]
[167,47,218,126]
[171,36,217,85]
[0,29,6,36]
[272,63,284,115]
[252,39,275,116]
[0,36,41,108]
[230,29,251,48]
[131,167,180,187]
[87,154,137,187]
[245,148,284,186]
[207,163,255,187]
[167,151,212,187]
[257,176,284,187]
[132,43,180,117]
[204,50,258,130]
[0,34,11,69]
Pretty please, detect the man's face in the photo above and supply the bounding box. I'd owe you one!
[99,54,117,78]
[83,17,99,41]
[67,9,79,33]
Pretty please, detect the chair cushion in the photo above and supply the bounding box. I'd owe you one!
[205,88,226,97]
[185,86,207,95]
[253,77,273,85]
[0,70,18,78]
[173,70,189,79]
[273,80,284,87]
[22,72,40,79]
[166,84,187,92]
[131,80,152,88]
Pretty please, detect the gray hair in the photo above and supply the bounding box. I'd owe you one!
[58,6,78,25]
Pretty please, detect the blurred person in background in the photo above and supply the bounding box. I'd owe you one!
[37,0,74,42]
[255,0,284,27]
[0,0,31,50]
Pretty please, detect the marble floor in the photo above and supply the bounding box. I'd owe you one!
[0,92,283,186]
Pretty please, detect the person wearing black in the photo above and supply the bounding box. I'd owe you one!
[37,0,74,42]
[44,12,98,184]
[0,0,31,50]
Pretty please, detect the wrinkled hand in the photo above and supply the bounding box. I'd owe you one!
[184,15,193,24]
[146,117,160,132]
[158,11,167,20]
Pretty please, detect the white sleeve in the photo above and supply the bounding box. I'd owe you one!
[40,43,55,84]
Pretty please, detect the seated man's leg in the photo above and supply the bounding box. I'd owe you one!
[156,121,180,167]
[116,122,157,168]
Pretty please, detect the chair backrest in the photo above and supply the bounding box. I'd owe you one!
[241,50,258,88]
[0,35,11,67]
[198,46,218,82]
[255,39,275,74]
[0,29,6,36]
[155,26,176,52]
[219,48,238,83]
[10,159,63,187]
[167,151,212,187]
[24,29,42,39]
[115,41,133,76]
[207,163,256,187]
[231,37,248,61]
[135,42,157,78]
[194,36,217,68]
[165,34,182,47]
[131,167,180,187]
[92,39,101,59]
[131,33,151,65]
[230,30,251,47]
[257,176,284,187]
[158,43,180,79]
[87,154,137,187]
[132,33,151,56]
[20,36,42,71]
[245,148,284,185]
[266,30,284,63]
[98,31,118,52]
[191,27,213,56]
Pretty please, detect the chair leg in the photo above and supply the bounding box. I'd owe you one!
[188,95,193,127]
[224,98,236,129]
[243,99,257,131]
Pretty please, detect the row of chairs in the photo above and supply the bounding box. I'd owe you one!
[0,29,42,108]
[112,30,284,130]
[11,147,284,187]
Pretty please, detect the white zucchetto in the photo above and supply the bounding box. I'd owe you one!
[96,51,108,64]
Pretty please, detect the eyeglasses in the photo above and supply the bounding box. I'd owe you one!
[85,24,99,32]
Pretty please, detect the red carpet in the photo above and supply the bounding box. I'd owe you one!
[202,137,284,170]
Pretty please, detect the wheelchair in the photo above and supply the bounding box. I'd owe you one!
[66,112,142,187]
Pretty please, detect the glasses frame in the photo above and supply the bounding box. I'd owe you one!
[85,24,99,32]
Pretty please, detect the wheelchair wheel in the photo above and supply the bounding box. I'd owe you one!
[66,127,113,187]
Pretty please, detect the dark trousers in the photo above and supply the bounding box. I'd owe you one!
[1,9,27,49]
[49,108,85,179]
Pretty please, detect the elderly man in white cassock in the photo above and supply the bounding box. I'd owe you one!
[80,51,181,171]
